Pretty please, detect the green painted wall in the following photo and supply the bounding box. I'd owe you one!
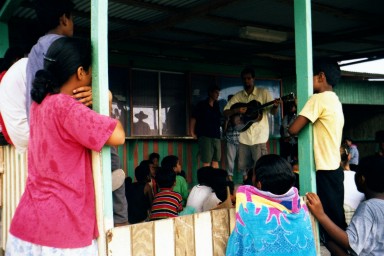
[120,139,280,187]
[282,76,384,105]
[336,80,384,105]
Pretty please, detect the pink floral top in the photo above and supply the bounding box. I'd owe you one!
[10,94,117,248]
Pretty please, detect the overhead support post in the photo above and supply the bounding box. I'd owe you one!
[294,0,316,195]
[294,0,320,254]
[91,0,113,255]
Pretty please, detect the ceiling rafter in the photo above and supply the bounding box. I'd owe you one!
[278,0,380,23]
[111,0,178,12]
[8,0,384,68]
[112,0,239,40]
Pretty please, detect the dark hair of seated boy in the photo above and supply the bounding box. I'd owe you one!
[161,155,189,206]
[210,168,234,203]
[156,167,176,189]
[253,154,296,195]
[149,168,183,220]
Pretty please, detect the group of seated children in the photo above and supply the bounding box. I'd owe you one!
[125,153,234,222]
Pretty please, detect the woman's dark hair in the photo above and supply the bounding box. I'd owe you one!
[254,154,296,195]
[34,0,75,33]
[161,155,179,171]
[357,155,384,193]
[0,47,24,72]
[31,37,92,104]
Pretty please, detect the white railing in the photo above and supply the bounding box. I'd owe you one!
[0,145,28,249]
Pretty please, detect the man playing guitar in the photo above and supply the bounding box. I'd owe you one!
[223,66,280,181]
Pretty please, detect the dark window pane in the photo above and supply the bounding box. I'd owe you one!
[161,73,186,136]
[131,70,158,136]
[109,67,129,134]
[190,74,216,106]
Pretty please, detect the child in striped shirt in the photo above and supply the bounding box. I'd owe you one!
[149,168,183,220]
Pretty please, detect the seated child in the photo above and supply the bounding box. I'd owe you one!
[186,166,215,213]
[340,144,364,225]
[186,167,232,212]
[307,155,384,255]
[125,164,154,224]
[203,168,232,211]
[149,152,160,169]
[141,159,158,196]
[161,155,189,206]
[226,154,316,256]
[149,167,183,220]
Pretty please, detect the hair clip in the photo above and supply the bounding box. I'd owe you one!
[43,55,56,62]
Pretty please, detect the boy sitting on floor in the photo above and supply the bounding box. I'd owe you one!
[149,167,183,221]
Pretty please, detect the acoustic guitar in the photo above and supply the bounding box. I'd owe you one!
[230,92,295,132]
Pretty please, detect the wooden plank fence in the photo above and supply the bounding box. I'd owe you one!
[107,209,236,256]
[107,206,319,256]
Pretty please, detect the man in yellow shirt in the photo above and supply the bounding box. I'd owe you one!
[289,59,346,255]
[224,66,279,181]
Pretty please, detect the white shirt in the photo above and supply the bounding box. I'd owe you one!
[186,185,213,213]
[224,86,274,145]
[202,192,222,211]
[0,58,29,153]
[344,170,364,209]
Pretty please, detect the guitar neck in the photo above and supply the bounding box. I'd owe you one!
[252,93,293,112]
[252,99,276,112]
[259,100,275,109]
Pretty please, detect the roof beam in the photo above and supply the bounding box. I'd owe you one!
[278,0,380,23]
[113,0,238,40]
[0,0,23,22]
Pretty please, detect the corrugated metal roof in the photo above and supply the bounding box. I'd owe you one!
[2,0,384,71]
[341,59,384,76]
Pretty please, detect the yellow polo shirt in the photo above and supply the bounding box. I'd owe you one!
[224,86,274,145]
[299,91,344,170]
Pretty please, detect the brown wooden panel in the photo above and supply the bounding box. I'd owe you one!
[131,222,155,256]
[174,214,195,256]
[211,209,230,256]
